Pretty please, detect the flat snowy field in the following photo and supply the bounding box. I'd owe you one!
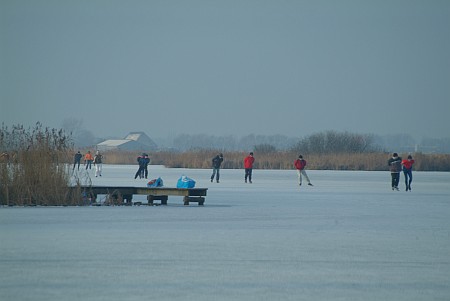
[1,165,449,301]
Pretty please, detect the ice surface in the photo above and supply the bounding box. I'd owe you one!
[1,165,450,301]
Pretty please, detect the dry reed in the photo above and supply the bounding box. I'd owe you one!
[0,123,85,206]
[91,150,450,171]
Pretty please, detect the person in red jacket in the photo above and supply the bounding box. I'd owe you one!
[244,152,255,183]
[294,155,313,186]
[401,155,415,191]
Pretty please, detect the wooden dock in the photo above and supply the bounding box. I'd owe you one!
[71,186,208,206]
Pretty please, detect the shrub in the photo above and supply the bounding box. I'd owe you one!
[0,123,83,206]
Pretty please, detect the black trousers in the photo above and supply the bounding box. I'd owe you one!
[391,172,400,188]
[403,169,412,187]
[211,168,220,181]
[135,166,144,179]
[245,168,252,182]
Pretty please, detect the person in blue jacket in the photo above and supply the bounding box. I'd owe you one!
[134,153,146,179]
[142,154,150,179]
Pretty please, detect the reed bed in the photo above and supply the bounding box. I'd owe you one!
[0,123,85,206]
[94,150,450,171]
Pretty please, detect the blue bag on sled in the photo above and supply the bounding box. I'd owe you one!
[147,177,164,188]
[176,175,196,188]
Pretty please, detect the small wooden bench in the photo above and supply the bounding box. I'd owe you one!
[72,186,207,206]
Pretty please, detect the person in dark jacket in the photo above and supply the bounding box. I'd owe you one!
[210,153,224,183]
[73,151,83,171]
[142,154,150,179]
[388,153,402,191]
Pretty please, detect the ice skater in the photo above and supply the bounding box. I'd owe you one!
[134,153,148,179]
[84,151,93,170]
[388,153,402,191]
[135,153,144,178]
[401,155,415,191]
[73,151,83,171]
[210,153,224,183]
[294,155,313,186]
[93,150,103,177]
[244,152,255,183]
[142,154,150,179]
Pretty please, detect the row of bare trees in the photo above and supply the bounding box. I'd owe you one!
[291,131,378,154]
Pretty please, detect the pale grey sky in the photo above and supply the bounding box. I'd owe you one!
[1,0,449,139]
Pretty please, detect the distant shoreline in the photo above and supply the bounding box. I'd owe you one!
[93,150,450,172]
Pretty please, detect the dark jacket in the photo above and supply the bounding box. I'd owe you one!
[212,155,223,168]
[94,154,103,164]
[74,152,83,163]
[137,156,145,167]
[388,156,402,173]
[142,156,150,167]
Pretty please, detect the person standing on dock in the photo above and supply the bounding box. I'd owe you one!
[244,152,255,183]
[210,153,224,183]
[93,150,103,177]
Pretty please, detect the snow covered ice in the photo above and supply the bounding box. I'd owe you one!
[1,165,450,301]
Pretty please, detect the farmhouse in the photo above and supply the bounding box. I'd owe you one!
[97,132,157,151]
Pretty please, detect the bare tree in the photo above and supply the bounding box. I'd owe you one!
[292,131,376,154]
[61,118,96,147]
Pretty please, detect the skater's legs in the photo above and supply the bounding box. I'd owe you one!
[245,168,252,182]
[95,164,102,177]
[301,170,311,184]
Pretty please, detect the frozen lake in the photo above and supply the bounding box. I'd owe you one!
[1,165,450,300]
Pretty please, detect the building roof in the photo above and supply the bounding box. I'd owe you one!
[97,132,157,151]
[123,132,157,149]
[97,140,130,147]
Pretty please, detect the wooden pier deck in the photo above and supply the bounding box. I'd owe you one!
[71,186,208,206]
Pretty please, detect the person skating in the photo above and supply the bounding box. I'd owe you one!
[244,152,255,183]
[388,153,402,191]
[93,150,103,177]
[84,151,93,170]
[135,153,144,179]
[73,151,83,171]
[143,154,150,179]
[134,153,149,179]
[401,155,415,191]
[294,155,313,186]
[210,153,224,183]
